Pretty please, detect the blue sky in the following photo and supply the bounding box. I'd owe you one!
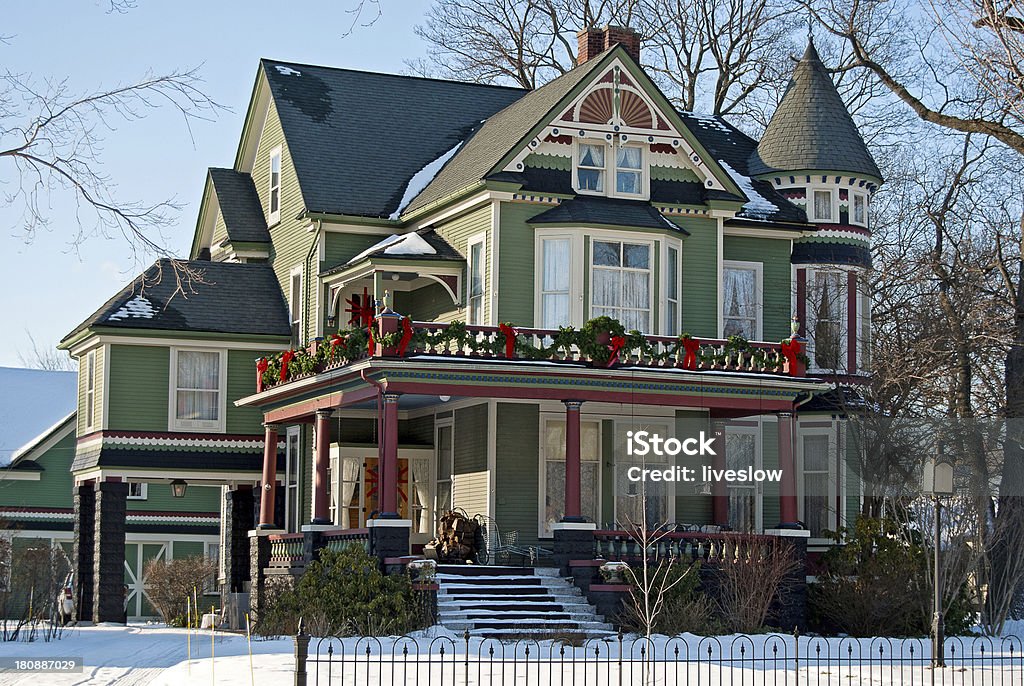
[0,1,430,366]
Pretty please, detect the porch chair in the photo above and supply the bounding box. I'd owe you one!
[474,514,552,566]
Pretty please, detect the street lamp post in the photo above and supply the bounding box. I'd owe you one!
[923,455,954,668]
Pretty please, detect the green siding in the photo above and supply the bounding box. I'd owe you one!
[454,404,488,474]
[495,403,540,548]
[677,217,719,337]
[761,420,781,528]
[434,205,492,324]
[130,483,221,514]
[0,431,76,508]
[226,349,271,434]
[76,347,104,436]
[173,541,205,558]
[321,232,389,271]
[108,345,169,430]
[496,202,538,325]
[845,427,860,527]
[723,236,793,341]
[674,410,712,524]
[397,283,455,322]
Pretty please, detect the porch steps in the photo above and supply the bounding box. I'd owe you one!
[436,565,615,640]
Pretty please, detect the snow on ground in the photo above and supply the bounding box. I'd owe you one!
[0,623,1019,685]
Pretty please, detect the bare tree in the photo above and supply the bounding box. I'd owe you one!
[16,332,75,372]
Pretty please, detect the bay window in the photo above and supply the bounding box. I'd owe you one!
[171,349,225,431]
[723,262,762,339]
[810,270,846,370]
[541,418,600,537]
[540,237,571,328]
[592,239,651,332]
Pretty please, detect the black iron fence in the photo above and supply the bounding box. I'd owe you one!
[295,631,1022,686]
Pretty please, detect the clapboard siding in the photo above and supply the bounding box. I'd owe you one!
[494,403,540,548]
[107,345,170,431]
[674,409,713,525]
[678,217,719,336]
[226,349,274,434]
[432,204,491,324]
[452,470,489,520]
[454,404,487,474]
[496,202,537,326]
[723,235,793,341]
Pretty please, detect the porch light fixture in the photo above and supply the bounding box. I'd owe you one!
[439,395,451,402]
[170,479,188,498]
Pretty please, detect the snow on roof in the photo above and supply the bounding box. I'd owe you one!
[106,295,156,322]
[389,141,464,220]
[681,111,732,133]
[347,233,437,265]
[718,160,779,219]
[9,411,75,463]
[275,65,301,76]
[0,367,77,466]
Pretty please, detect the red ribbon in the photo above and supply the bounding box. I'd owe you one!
[607,335,627,367]
[498,323,517,358]
[780,338,802,372]
[280,350,295,382]
[397,317,414,357]
[367,320,376,356]
[682,337,700,370]
[329,333,346,356]
[256,357,269,393]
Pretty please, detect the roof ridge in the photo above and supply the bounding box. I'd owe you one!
[259,57,528,92]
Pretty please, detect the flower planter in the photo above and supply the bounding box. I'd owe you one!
[599,561,630,584]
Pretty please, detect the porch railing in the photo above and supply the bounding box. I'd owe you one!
[257,317,808,391]
[322,527,370,554]
[594,529,776,565]
[267,532,305,569]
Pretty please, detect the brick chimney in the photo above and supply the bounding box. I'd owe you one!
[577,25,641,64]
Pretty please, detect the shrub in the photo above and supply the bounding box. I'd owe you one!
[620,561,723,636]
[712,537,801,634]
[256,546,431,637]
[143,555,217,627]
[809,517,974,637]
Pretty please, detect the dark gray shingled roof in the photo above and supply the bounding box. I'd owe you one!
[62,259,291,341]
[528,197,689,233]
[261,60,526,218]
[676,112,806,223]
[208,168,270,243]
[404,49,614,215]
[748,41,881,180]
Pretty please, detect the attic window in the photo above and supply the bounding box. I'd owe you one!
[577,144,605,192]
[269,147,282,225]
[575,140,648,199]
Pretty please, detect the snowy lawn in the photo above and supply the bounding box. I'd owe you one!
[0,622,1019,685]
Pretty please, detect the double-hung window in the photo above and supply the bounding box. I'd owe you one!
[467,236,485,325]
[85,349,96,429]
[665,244,680,336]
[852,192,867,226]
[575,141,646,198]
[722,262,762,339]
[615,146,642,195]
[812,189,834,222]
[800,430,836,537]
[726,428,760,532]
[540,237,572,329]
[577,144,605,192]
[811,270,846,370]
[171,349,224,431]
[289,269,302,346]
[269,148,282,225]
[127,482,148,500]
[591,240,651,332]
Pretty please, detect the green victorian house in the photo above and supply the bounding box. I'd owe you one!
[58,28,876,625]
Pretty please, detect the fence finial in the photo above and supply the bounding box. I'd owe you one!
[297,616,305,636]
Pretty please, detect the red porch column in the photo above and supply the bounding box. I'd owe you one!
[712,420,729,527]
[380,392,401,518]
[563,400,584,521]
[312,409,333,524]
[778,411,799,526]
[258,422,280,528]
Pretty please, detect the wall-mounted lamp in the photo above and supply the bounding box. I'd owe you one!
[170,479,188,498]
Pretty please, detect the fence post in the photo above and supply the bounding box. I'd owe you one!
[294,619,310,686]
[463,629,470,686]
[793,627,799,686]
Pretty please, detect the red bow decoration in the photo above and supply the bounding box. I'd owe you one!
[397,317,414,357]
[498,323,517,358]
[280,350,295,382]
[256,357,269,393]
[367,320,376,356]
[607,335,627,367]
[682,337,700,370]
[780,338,803,372]
[329,334,346,358]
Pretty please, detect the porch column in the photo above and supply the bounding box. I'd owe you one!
[93,479,128,623]
[563,400,583,521]
[258,422,280,528]
[380,392,401,518]
[712,420,729,527]
[312,409,333,524]
[72,482,96,622]
[778,411,799,526]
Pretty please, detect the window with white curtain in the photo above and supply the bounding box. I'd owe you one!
[666,245,680,336]
[171,349,224,431]
[811,271,846,370]
[812,189,834,222]
[615,422,672,529]
[577,143,605,192]
[575,141,647,198]
[467,238,485,325]
[726,430,759,532]
[852,192,867,226]
[723,262,761,339]
[615,146,643,195]
[591,240,651,332]
[800,432,835,537]
[540,238,571,328]
[541,419,600,537]
[408,457,431,535]
[336,456,362,529]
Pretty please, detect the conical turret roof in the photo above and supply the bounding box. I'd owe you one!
[749,41,881,181]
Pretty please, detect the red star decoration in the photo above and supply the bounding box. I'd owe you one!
[344,287,374,328]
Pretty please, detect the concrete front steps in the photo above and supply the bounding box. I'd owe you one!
[436,565,615,639]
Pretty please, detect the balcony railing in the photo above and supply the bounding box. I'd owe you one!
[256,315,808,392]
[267,532,305,569]
[322,527,370,554]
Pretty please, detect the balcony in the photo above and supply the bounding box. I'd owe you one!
[254,312,809,393]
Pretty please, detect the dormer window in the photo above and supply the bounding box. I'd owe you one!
[852,192,867,227]
[575,140,647,199]
[812,189,834,222]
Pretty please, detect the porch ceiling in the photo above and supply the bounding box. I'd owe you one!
[240,357,830,424]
